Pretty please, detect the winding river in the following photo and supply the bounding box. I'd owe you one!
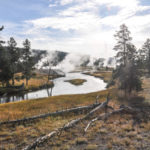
[0,73,106,104]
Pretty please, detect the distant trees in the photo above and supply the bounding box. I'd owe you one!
[93,58,105,70]
[136,39,150,72]
[142,39,150,72]
[112,24,142,95]
[137,48,147,69]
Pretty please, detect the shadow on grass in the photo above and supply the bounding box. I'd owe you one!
[117,93,150,123]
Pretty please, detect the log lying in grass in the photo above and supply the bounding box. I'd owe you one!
[22,94,140,150]
[23,131,57,150]
[23,95,111,150]
[84,105,138,132]
[0,103,101,126]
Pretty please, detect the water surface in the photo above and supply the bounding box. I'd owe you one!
[0,73,106,104]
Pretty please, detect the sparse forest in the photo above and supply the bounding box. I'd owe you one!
[0,27,36,87]
[0,24,150,150]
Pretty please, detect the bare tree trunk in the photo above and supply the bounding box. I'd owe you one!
[50,87,53,96]
[47,67,51,83]
[46,88,50,97]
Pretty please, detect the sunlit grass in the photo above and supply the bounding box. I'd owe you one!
[13,72,53,90]
[84,71,112,83]
[65,79,87,86]
[0,90,109,121]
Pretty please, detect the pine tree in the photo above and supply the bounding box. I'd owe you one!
[7,37,20,85]
[112,24,141,95]
[142,39,150,73]
[114,24,132,66]
[137,48,147,69]
[0,26,4,46]
[0,26,12,87]
[22,39,34,86]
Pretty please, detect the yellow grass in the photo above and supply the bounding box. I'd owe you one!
[139,77,150,103]
[65,79,87,86]
[0,114,84,150]
[0,87,150,150]
[0,90,109,121]
[0,73,53,96]
[13,73,53,90]
[84,71,112,82]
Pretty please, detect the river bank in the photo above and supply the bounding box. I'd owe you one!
[0,90,109,121]
[0,73,55,96]
[83,71,112,83]
[0,72,107,103]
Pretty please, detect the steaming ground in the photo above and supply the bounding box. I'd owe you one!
[36,50,116,72]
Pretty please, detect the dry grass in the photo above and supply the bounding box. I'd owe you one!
[0,114,84,150]
[75,137,88,145]
[139,77,150,104]
[85,144,98,150]
[84,71,112,83]
[1,72,150,149]
[13,73,53,90]
[35,107,150,150]
[65,79,87,86]
[0,73,53,96]
[0,88,150,150]
[0,90,109,121]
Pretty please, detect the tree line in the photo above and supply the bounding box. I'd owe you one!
[0,26,35,87]
[110,24,150,95]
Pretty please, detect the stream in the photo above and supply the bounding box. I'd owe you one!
[0,73,106,104]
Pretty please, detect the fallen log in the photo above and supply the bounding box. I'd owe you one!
[0,103,101,126]
[84,105,138,132]
[23,131,57,150]
[22,94,111,150]
[82,93,110,120]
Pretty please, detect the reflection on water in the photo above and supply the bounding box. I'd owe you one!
[0,73,106,104]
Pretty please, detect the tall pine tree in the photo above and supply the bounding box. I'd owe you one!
[22,39,34,86]
[112,24,141,95]
[7,37,20,85]
[0,26,12,87]
[114,24,132,66]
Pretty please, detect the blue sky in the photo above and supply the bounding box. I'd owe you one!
[0,0,150,57]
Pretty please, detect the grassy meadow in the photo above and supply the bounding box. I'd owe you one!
[0,71,150,150]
